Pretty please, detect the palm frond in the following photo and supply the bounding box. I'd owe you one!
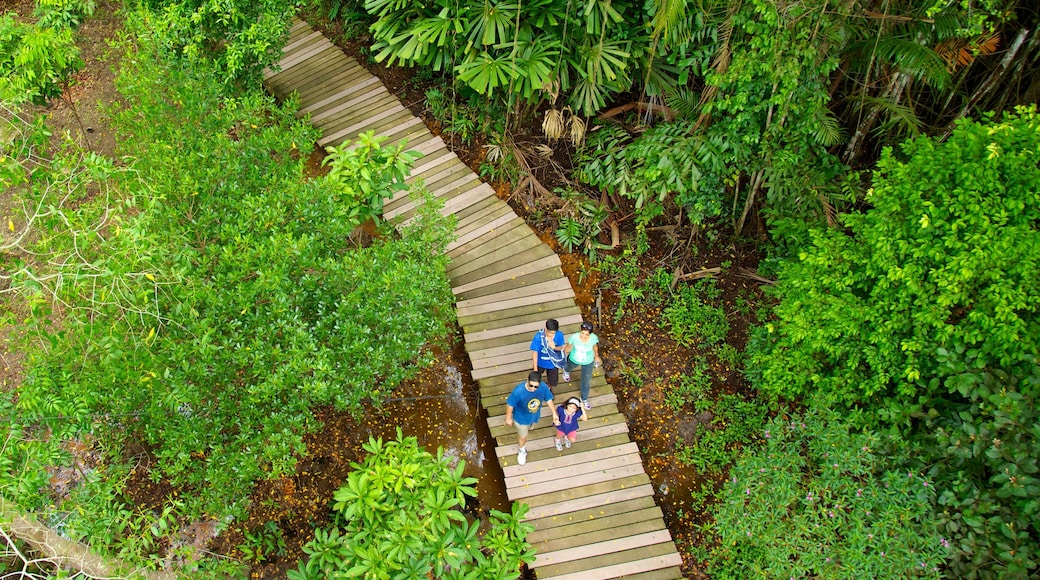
[665,87,701,120]
[848,94,922,139]
[812,108,844,146]
[847,37,951,89]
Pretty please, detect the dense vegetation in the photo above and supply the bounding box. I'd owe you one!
[2,0,1038,577]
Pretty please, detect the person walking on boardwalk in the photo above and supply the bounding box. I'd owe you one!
[530,318,566,389]
[554,397,587,451]
[505,371,559,466]
[563,321,602,410]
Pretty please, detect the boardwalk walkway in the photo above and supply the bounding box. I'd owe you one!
[264,19,684,579]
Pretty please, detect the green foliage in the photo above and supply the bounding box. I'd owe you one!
[664,357,712,411]
[748,108,1040,577]
[323,131,422,225]
[33,0,97,29]
[675,391,767,475]
[0,13,82,103]
[239,521,287,564]
[423,88,504,146]
[701,0,850,235]
[7,24,456,520]
[554,187,611,261]
[925,353,1040,577]
[364,0,646,115]
[708,410,947,579]
[749,107,1040,417]
[662,280,729,348]
[293,432,534,579]
[138,0,299,83]
[577,122,726,229]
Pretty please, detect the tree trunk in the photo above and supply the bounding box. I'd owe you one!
[1,498,177,579]
[940,27,1031,139]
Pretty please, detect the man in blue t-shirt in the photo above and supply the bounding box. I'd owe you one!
[530,318,566,388]
[505,371,559,466]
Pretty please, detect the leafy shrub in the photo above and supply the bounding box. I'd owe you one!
[664,357,712,411]
[662,280,730,348]
[33,0,97,28]
[8,25,456,519]
[708,410,947,579]
[554,187,611,261]
[577,122,726,229]
[676,392,767,475]
[289,432,534,579]
[746,106,1040,578]
[0,14,82,103]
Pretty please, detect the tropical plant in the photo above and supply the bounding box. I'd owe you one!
[554,187,611,260]
[0,14,82,103]
[363,0,647,116]
[708,410,947,579]
[5,19,456,525]
[661,279,729,348]
[747,106,1040,577]
[290,431,534,579]
[138,0,300,82]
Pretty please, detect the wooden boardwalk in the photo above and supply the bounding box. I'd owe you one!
[264,20,684,580]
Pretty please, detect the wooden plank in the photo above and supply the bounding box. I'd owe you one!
[527,506,664,547]
[505,443,641,484]
[536,546,683,580]
[516,467,648,513]
[453,195,506,225]
[309,82,391,123]
[378,119,431,149]
[388,172,479,219]
[452,255,562,298]
[508,463,647,501]
[450,243,557,288]
[267,52,351,93]
[465,313,582,345]
[387,161,469,208]
[449,239,550,283]
[614,567,685,580]
[447,223,538,274]
[277,43,340,73]
[525,496,658,536]
[483,386,614,417]
[493,422,629,457]
[450,201,513,239]
[276,40,338,70]
[319,105,410,145]
[489,401,620,431]
[524,480,654,520]
[533,530,675,568]
[447,216,526,259]
[296,71,375,111]
[464,315,580,354]
[490,408,625,441]
[459,298,578,333]
[397,180,490,225]
[279,30,325,57]
[316,95,400,133]
[448,211,517,251]
[482,380,611,412]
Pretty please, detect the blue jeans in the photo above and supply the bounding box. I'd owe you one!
[565,358,593,401]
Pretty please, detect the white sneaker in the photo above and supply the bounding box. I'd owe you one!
[583,399,591,410]
[517,447,527,465]
[555,439,563,451]
[562,372,571,382]
[564,439,572,449]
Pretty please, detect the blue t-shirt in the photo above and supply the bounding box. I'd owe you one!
[556,406,581,435]
[507,382,554,426]
[530,329,565,369]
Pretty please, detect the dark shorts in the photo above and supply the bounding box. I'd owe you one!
[539,367,559,387]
